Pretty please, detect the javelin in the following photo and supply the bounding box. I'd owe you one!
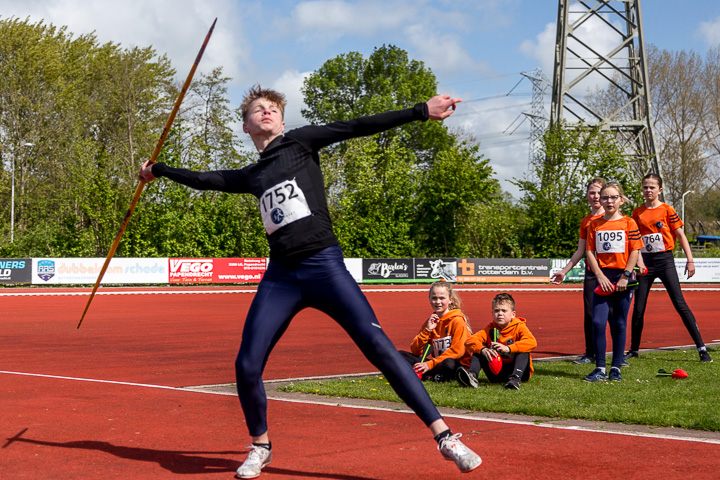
[77,18,217,329]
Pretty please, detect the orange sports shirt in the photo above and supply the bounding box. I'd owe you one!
[410,309,472,368]
[586,216,643,270]
[579,212,603,240]
[632,203,683,253]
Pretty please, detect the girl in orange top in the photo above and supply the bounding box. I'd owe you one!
[627,174,711,362]
[551,177,606,365]
[400,281,472,382]
[584,182,644,382]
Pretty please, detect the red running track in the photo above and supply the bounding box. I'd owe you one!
[1,284,719,479]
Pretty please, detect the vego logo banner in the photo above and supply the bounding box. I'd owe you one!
[169,258,268,284]
[212,258,267,283]
[169,258,215,283]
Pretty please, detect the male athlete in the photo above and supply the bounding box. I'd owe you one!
[138,85,481,478]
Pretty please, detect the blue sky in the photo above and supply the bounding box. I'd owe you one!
[3,0,720,196]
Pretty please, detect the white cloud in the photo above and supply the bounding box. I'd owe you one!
[271,69,312,130]
[287,0,415,43]
[698,15,720,47]
[445,96,532,197]
[519,21,556,76]
[404,24,490,75]
[0,0,248,86]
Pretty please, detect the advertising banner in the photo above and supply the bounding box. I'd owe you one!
[0,258,32,283]
[168,258,267,284]
[344,258,363,283]
[550,258,587,281]
[675,257,720,283]
[32,258,169,284]
[414,258,458,282]
[362,258,413,283]
[456,258,551,283]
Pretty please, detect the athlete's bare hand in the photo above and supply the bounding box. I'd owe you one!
[596,275,614,293]
[427,94,462,120]
[138,159,156,183]
[414,362,429,374]
[550,271,566,284]
[685,261,695,278]
[426,313,440,331]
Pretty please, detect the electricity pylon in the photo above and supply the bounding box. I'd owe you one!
[550,0,661,177]
[522,68,550,174]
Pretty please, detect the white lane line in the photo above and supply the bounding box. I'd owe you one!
[0,290,257,297]
[0,370,229,395]
[2,285,719,297]
[4,369,719,445]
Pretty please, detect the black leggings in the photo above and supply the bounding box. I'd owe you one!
[470,352,531,383]
[582,271,596,357]
[235,245,441,436]
[630,251,705,351]
[399,350,460,380]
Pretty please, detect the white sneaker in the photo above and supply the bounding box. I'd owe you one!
[438,433,482,473]
[236,444,272,479]
[457,367,479,389]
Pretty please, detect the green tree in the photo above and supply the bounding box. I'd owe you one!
[414,141,499,256]
[0,17,266,258]
[514,124,639,258]
[327,137,418,257]
[456,196,528,258]
[304,46,501,257]
[301,44,453,158]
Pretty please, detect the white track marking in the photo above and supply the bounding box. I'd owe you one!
[3,369,719,445]
[1,285,719,297]
[0,370,228,395]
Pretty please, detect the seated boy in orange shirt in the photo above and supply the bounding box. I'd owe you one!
[457,293,537,390]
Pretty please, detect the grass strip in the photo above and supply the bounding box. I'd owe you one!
[279,346,720,431]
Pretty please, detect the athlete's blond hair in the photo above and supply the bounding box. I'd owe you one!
[240,84,287,122]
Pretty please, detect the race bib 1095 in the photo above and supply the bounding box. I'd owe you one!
[596,230,626,254]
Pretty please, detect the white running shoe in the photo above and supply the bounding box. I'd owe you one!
[236,444,272,479]
[438,433,482,473]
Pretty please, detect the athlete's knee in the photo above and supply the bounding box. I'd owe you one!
[235,350,263,385]
[365,329,397,355]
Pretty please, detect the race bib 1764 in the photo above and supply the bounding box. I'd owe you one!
[641,232,665,253]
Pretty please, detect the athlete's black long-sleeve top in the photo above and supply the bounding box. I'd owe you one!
[152,103,429,260]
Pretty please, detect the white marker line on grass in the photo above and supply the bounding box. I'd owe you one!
[264,394,720,445]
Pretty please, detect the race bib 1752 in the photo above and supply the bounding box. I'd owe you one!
[259,179,311,235]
